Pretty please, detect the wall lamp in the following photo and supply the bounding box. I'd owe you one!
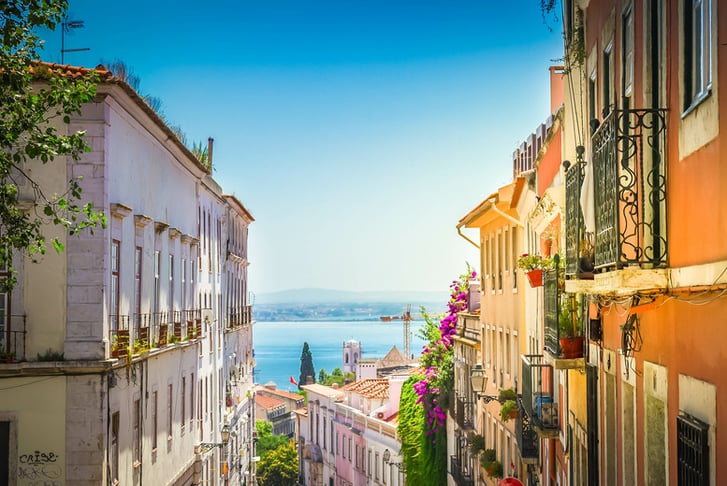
[383,449,404,470]
[470,364,499,404]
[198,424,231,454]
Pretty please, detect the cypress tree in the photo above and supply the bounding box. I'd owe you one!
[299,342,315,388]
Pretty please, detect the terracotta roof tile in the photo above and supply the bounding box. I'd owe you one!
[30,61,112,80]
[343,379,389,400]
[258,387,304,402]
[255,394,285,410]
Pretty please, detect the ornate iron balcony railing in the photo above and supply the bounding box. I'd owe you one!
[543,267,560,356]
[521,355,559,432]
[454,395,474,430]
[450,456,475,486]
[516,397,539,461]
[590,108,668,270]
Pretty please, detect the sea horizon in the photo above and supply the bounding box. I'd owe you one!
[253,319,427,391]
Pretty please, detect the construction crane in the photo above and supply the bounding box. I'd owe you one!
[402,304,412,359]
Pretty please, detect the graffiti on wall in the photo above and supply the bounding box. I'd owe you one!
[18,450,62,486]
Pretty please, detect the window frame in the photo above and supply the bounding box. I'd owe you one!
[683,0,713,113]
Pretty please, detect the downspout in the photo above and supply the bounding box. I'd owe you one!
[456,222,479,249]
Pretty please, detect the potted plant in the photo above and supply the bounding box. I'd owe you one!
[558,295,584,358]
[485,459,503,478]
[500,399,519,421]
[498,388,517,403]
[579,238,595,274]
[517,253,554,287]
[469,434,485,455]
[480,449,497,471]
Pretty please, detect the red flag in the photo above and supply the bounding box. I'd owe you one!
[290,376,298,386]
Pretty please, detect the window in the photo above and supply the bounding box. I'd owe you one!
[684,0,712,110]
[134,246,142,319]
[0,421,9,485]
[111,240,120,327]
[153,251,161,315]
[677,414,709,484]
[603,42,614,117]
[589,70,597,126]
[181,377,186,434]
[133,399,141,466]
[190,373,195,426]
[167,384,173,441]
[198,379,203,440]
[181,258,187,311]
[168,254,174,312]
[622,4,634,98]
[111,412,119,483]
[152,391,158,451]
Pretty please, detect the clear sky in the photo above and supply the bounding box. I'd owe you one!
[39,1,563,295]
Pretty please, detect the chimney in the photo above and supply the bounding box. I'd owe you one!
[207,137,214,169]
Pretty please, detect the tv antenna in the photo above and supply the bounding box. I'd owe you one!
[61,17,90,64]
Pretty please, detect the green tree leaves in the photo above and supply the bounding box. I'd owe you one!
[298,341,315,389]
[1,1,107,291]
[255,420,299,486]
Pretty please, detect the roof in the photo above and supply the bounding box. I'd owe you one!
[255,394,285,410]
[343,379,389,400]
[258,387,304,402]
[459,181,518,228]
[301,383,346,401]
[31,62,209,175]
[378,346,409,368]
[223,194,255,223]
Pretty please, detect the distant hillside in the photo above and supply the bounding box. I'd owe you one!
[255,288,448,305]
[253,300,447,322]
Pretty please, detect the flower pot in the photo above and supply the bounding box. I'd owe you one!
[526,269,543,288]
[559,336,584,359]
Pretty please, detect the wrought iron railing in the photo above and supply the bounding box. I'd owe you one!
[543,267,560,356]
[450,456,475,486]
[227,305,253,327]
[454,395,474,430]
[516,397,539,461]
[591,108,668,270]
[1,315,26,361]
[110,309,204,358]
[564,147,595,277]
[521,355,559,432]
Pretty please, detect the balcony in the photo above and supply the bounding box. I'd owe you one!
[450,456,475,486]
[564,108,668,293]
[521,355,559,437]
[0,314,26,362]
[543,269,584,368]
[454,394,475,430]
[516,397,539,464]
[227,305,253,328]
[109,309,203,359]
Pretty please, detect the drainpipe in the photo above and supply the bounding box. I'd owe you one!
[456,222,479,249]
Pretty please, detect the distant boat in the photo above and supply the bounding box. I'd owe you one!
[379,315,401,322]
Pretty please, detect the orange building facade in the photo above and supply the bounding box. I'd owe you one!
[559,0,726,484]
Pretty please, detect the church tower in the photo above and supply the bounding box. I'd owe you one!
[342,339,361,373]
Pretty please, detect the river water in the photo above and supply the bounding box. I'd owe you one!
[253,320,427,391]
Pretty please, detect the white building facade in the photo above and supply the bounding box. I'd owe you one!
[0,64,256,486]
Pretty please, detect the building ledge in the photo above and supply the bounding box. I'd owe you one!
[566,267,668,295]
[544,352,585,370]
[0,359,114,377]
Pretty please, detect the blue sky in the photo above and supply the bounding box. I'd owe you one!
[40,1,563,294]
